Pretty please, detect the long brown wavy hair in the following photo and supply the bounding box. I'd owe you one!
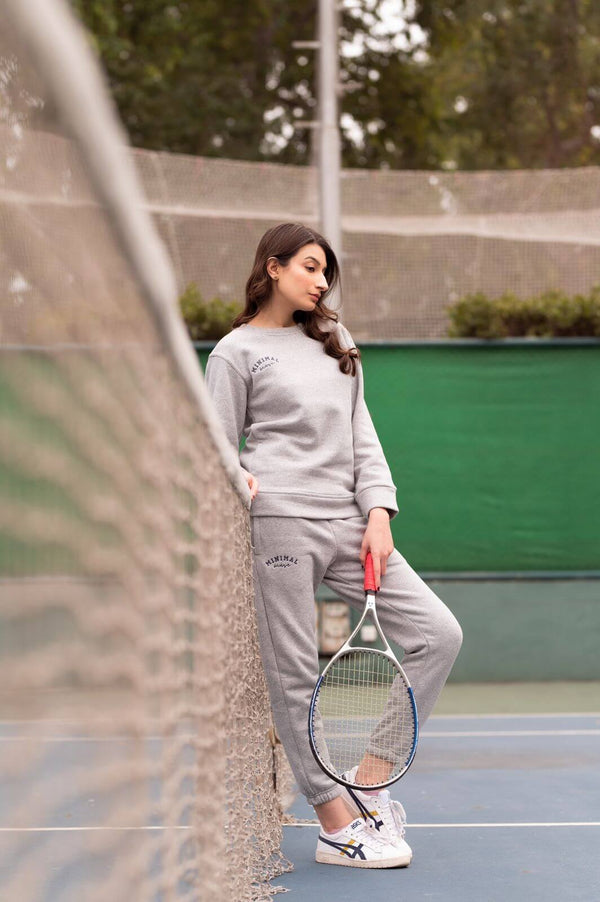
[232,222,360,375]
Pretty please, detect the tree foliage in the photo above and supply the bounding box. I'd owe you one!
[415,0,600,169]
[69,0,440,165]
[70,0,600,170]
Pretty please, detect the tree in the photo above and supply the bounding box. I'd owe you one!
[69,0,600,169]
[70,0,295,159]
[413,0,600,169]
[69,0,440,166]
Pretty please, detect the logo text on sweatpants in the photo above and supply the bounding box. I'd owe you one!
[265,555,299,568]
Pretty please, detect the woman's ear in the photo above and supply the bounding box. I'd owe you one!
[266,256,279,280]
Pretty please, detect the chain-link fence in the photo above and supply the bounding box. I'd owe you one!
[132,151,600,339]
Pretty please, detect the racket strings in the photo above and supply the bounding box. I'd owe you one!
[312,649,416,787]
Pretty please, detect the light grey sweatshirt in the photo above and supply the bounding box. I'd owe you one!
[204,321,398,519]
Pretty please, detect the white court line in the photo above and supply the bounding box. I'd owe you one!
[283,821,600,830]
[306,728,600,741]
[0,826,191,833]
[2,713,599,727]
[0,736,169,742]
[3,822,600,834]
[430,713,600,720]
[2,729,600,742]
[422,729,600,738]
[405,823,600,829]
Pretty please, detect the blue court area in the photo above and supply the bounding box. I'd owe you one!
[2,700,600,900]
[277,711,600,901]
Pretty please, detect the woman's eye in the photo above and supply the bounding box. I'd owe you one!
[306,266,315,272]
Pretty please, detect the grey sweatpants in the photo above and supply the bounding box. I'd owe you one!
[251,515,463,808]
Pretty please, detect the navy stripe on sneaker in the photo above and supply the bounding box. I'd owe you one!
[345,787,384,831]
[318,835,367,860]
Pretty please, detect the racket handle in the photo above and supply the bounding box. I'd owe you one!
[364,552,377,593]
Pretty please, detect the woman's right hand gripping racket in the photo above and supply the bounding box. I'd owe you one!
[308,552,418,791]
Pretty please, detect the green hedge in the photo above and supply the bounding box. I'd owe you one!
[447,288,600,339]
[179,283,241,340]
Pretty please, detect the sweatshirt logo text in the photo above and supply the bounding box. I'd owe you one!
[265,555,299,569]
[251,355,279,373]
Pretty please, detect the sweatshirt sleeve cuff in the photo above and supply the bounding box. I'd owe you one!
[355,486,399,521]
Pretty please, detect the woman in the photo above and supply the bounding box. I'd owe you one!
[205,222,462,869]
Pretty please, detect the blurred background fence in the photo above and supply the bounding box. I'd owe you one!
[133,149,600,339]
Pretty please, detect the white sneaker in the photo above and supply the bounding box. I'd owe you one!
[341,768,413,861]
[316,816,412,868]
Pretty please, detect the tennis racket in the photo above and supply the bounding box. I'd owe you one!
[308,552,418,791]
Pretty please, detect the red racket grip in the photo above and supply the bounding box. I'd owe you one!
[364,552,377,592]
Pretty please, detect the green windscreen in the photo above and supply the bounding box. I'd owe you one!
[362,344,600,572]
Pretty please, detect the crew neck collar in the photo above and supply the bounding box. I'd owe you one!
[242,322,304,335]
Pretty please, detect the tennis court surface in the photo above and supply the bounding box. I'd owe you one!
[277,689,600,901]
[3,687,597,900]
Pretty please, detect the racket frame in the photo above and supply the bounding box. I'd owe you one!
[308,582,419,791]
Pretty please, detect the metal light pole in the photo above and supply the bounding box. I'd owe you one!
[317,0,342,262]
[293,1,342,284]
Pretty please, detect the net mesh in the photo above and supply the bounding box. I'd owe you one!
[0,1,290,898]
[131,154,600,341]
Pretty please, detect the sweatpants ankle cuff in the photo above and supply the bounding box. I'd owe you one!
[308,787,344,807]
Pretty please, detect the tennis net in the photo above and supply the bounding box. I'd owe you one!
[0,0,290,898]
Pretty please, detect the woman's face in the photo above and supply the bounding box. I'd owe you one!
[269,243,329,314]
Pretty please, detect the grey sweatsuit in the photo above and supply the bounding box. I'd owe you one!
[206,321,462,806]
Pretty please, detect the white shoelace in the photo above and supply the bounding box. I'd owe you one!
[368,789,403,841]
[390,799,407,839]
[321,822,388,856]
[350,819,389,851]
